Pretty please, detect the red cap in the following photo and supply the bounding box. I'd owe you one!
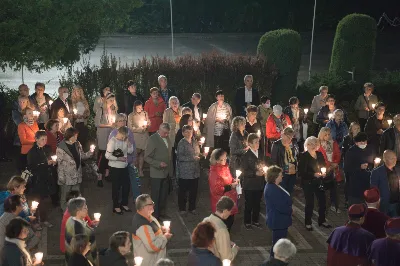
[385,218,400,235]
[348,204,367,219]
[364,187,380,203]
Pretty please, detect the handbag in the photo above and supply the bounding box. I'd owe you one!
[112,148,124,158]
[21,168,33,182]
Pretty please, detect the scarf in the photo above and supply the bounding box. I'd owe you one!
[23,117,34,126]
[5,237,32,265]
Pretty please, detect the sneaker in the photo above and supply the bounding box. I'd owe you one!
[97,180,104,187]
[244,224,253,230]
[252,222,262,229]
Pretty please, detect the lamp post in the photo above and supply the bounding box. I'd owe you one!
[308,0,317,81]
[169,0,174,57]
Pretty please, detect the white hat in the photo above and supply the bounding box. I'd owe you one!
[273,105,283,116]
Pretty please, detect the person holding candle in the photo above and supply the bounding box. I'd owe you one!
[29,82,52,130]
[234,74,260,117]
[187,221,222,266]
[128,100,149,177]
[316,94,348,129]
[17,107,39,172]
[298,136,331,231]
[12,94,34,148]
[284,97,306,147]
[239,133,266,230]
[131,194,172,266]
[94,93,118,187]
[177,125,201,215]
[174,114,194,149]
[27,130,57,228]
[45,119,64,154]
[99,231,132,266]
[326,109,348,147]
[379,114,400,157]
[0,217,43,266]
[245,105,264,154]
[71,85,90,149]
[229,116,249,177]
[344,132,374,205]
[57,128,94,211]
[208,149,238,232]
[355,83,378,132]
[56,108,73,134]
[257,95,272,136]
[182,93,204,129]
[266,105,291,156]
[144,87,167,135]
[204,90,232,151]
[123,80,144,115]
[50,86,72,120]
[365,102,390,157]
[67,234,93,266]
[310,85,329,135]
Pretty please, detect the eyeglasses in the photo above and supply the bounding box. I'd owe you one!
[144,201,155,207]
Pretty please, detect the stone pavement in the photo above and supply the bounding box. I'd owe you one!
[0,157,350,266]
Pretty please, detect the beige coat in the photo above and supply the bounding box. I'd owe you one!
[203,213,239,261]
[310,94,327,124]
[144,133,173,178]
[354,94,378,119]
[128,111,150,150]
[204,102,232,147]
[162,107,182,147]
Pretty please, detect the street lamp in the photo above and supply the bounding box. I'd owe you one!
[308,0,317,81]
[169,0,174,57]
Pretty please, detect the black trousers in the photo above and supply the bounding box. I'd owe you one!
[214,135,229,153]
[75,122,89,149]
[110,167,130,208]
[244,190,263,224]
[18,153,28,172]
[223,214,235,232]
[178,178,199,211]
[303,181,326,225]
[358,118,367,132]
[151,177,169,219]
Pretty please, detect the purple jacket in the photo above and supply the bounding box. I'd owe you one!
[108,128,136,164]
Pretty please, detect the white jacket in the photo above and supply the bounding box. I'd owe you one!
[105,137,134,168]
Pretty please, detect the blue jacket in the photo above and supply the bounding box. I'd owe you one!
[370,165,390,213]
[187,245,222,266]
[264,183,292,230]
[326,119,348,147]
[0,191,31,221]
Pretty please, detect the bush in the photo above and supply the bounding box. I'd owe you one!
[257,29,302,104]
[329,14,377,82]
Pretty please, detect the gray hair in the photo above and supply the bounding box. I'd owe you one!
[158,75,167,82]
[244,75,253,82]
[159,122,171,131]
[333,109,344,119]
[168,96,179,106]
[192,93,201,99]
[319,85,328,93]
[231,116,246,132]
[156,258,175,266]
[273,238,297,260]
[135,194,151,211]
[116,113,127,122]
[68,197,86,216]
[304,136,320,152]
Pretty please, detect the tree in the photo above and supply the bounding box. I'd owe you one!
[0,0,142,72]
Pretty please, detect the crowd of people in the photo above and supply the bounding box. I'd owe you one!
[0,75,399,266]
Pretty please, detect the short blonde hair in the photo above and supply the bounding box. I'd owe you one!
[348,122,360,137]
[304,136,320,151]
[318,127,331,141]
[231,116,246,132]
[168,96,179,107]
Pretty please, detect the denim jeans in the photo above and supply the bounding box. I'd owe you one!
[128,164,141,201]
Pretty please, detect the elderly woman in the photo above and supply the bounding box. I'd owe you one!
[229,116,249,176]
[29,82,52,130]
[355,82,378,131]
[266,105,291,155]
[264,166,292,257]
[310,86,329,134]
[100,231,132,266]
[106,126,134,214]
[365,102,390,156]
[0,217,42,266]
[326,109,348,147]
[209,149,238,231]
[93,86,111,113]
[71,85,90,148]
[94,93,118,187]
[177,125,201,215]
[67,234,92,266]
[17,107,39,171]
[187,221,222,266]
[270,127,298,196]
[65,197,97,264]
[316,94,348,128]
[27,130,56,228]
[57,127,93,211]
[56,108,73,134]
[144,87,167,135]
[245,105,264,154]
[12,95,32,127]
[174,114,194,148]
[317,127,341,213]
[260,239,297,266]
[45,119,64,154]
[298,136,331,231]
[163,96,182,172]
[284,96,306,144]
[128,100,149,177]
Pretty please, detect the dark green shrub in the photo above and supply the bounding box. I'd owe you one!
[257,29,302,104]
[329,14,377,82]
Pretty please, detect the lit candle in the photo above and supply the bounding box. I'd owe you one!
[31,201,39,211]
[263,166,268,173]
[371,103,376,109]
[63,117,68,123]
[374,157,381,165]
[388,119,393,126]
[48,100,53,106]
[328,113,333,120]
[200,137,205,145]
[94,213,101,221]
[143,120,148,126]
[222,259,231,266]
[193,124,199,132]
[51,155,57,161]
[203,114,207,119]
[204,147,210,154]
[163,221,171,231]
[257,130,261,137]
[286,125,292,128]
[321,167,327,174]
[34,252,43,264]
[134,257,143,266]
[33,110,40,117]
[235,170,242,178]
[73,108,78,114]
[304,108,309,114]
[90,144,96,152]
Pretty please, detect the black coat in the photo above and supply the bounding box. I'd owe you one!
[316,105,348,127]
[158,87,178,106]
[0,241,28,266]
[365,114,390,156]
[259,257,289,266]
[182,101,204,132]
[341,135,355,160]
[122,92,144,115]
[50,97,73,119]
[67,253,92,266]
[29,92,52,114]
[27,143,56,196]
[234,87,260,116]
[99,249,128,266]
[239,149,265,190]
[298,151,326,183]
[271,139,298,170]
[379,127,396,156]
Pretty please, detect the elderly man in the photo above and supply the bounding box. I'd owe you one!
[259,239,297,266]
[327,204,375,266]
[310,85,329,135]
[203,196,239,261]
[144,123,173,220]
[371,150,400,217]
[158,75,177,106]
[132,194,172,266]
[50,86,72,119]
[235,75,260,116]
[380,114,400,157]
[182,93,203,124]
[362,187,389,238]
[29,82,52,130]
[368,218,400,266]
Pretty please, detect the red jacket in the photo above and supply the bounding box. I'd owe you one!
[18,122,39,154]
[46,130,64,154]
[318,141,342,182]
[60,209,93,253]
[266,114,291,140]
[144,97,166,133]
[208,164,238,215]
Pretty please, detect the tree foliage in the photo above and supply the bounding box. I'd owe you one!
[0,0,142,72]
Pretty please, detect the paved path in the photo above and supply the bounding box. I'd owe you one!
[0,157,349,266]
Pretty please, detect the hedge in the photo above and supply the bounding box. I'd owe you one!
[257,29,302,104]
[329,13,377,82]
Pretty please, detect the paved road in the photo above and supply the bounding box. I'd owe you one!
[0,155,350,266]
